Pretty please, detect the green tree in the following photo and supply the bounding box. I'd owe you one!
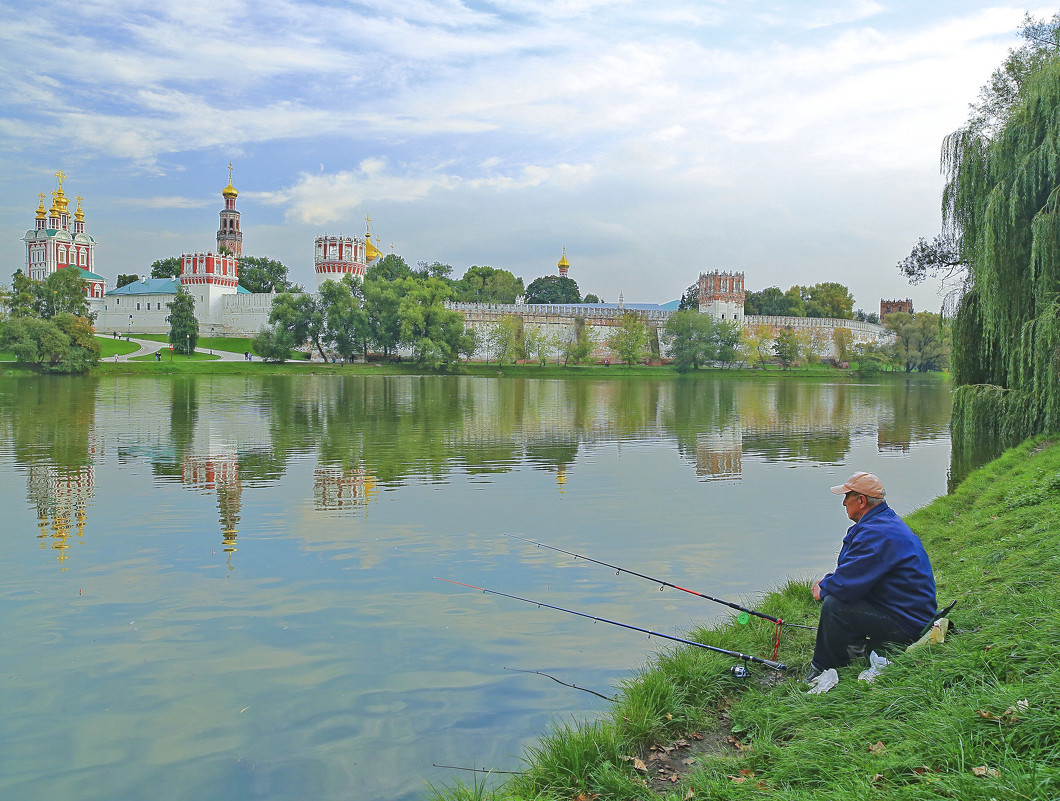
[397,277,471,366]
[798,326,831,364]
[40,268,90,319]
[557,318,596,365]
[583,293,601,304]
[238,255,300,293]
[940,15,1060,452]
[319,276,371,362]
[452,265,525,304]
[773,328,800,368]
[744,286,791,316]
[269,292,326,360]
[0,313,99,372]
[9,270,37,318]
[884,312,951,372]
[714,320,741,364]
[166,285,199,354]
[803,282,855,319]
[362,277,404,359]
[782,287,806,317]
[661,309,717,372]
[150,257,182,279]
[740,323,775,367]
[251,326,295,363]
[0,284,8,322]
[524,275,581,304]
[116,274,139,288]
[608,311,648,366]
[832,326,854,363]
[367,253,414,283]
[418,261,454,281]
[522,325,551,365]
[677,282,699,311]
[485,314,523,364]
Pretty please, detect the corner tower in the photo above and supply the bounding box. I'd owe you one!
[216,163,242,257]
[698,270,745,322]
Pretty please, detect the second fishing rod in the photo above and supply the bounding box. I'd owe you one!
[505,533,816,631]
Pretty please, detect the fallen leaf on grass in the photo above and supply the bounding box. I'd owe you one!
[673,739,690,749]
[684,789,694,800]
[727,768,756,783]
[972,766,1000,778]
[871,774,886,785]
[690,732,704,741]
[726,735,752,753]
[622,756,648,773]
[868,741,887,755]
[682,758,696,766]
[573,794,600,801]
[666,713,673,720]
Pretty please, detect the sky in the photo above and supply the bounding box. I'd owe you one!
[0,0,1052,313]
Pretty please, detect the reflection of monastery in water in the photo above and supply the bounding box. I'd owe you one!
[314,467,376,513]
[7,375,947,571]
[28,463,95,566]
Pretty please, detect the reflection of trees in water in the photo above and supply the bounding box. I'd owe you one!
[3,376,98,469]
[1,377,99,567]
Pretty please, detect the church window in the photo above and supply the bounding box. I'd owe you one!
[58,249,66,263]
[136,303,141,311]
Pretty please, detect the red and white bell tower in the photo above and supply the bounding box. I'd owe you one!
[216,162,242,257]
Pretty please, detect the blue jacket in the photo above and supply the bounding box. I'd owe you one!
[818,502,937,637]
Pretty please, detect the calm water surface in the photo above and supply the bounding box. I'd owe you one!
[0,374,951,800]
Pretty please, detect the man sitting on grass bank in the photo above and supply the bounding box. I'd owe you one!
[806,471,937,683]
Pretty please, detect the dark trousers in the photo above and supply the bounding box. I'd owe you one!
[812,595,916,670]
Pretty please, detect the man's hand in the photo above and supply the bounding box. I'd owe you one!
[812,579,823,601]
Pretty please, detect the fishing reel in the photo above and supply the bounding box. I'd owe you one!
[729,664,749,679]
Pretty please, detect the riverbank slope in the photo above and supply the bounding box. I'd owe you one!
[432,436,1059,800]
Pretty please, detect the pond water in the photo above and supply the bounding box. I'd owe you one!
[0,374,951,801]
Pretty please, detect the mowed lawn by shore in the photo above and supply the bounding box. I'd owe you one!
[430,436,1060,801]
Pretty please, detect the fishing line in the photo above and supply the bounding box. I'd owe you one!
[436,577,788,671]
[504,532,817,631]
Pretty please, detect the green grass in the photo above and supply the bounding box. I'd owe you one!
[429,436,1060,800]
[96,337,142,358]
[131,333,255,353]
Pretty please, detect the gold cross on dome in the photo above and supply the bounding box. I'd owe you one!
[55,170,66,189]
[228,161,234,182]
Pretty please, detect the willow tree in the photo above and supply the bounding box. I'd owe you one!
[945,30,1060,466]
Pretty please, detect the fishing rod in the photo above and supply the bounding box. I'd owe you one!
[503,666,616,701]
[505,533,816,631]
[436,578,788,671]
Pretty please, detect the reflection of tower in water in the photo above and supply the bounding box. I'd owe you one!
[313,467,376,514]
[695,426,743,480]
[181,452,241,555]
[28,464,95,567]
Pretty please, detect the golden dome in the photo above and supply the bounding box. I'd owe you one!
[36,193,47,219]
[74,195,85,221]
[558,247,570,269]
[222,180,238,199]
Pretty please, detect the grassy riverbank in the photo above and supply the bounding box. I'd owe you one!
[432,436,1059,801]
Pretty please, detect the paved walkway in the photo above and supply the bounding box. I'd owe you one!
[99,335,247,362]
